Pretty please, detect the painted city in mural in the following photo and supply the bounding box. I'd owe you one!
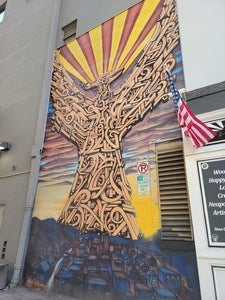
[24,0,201,298]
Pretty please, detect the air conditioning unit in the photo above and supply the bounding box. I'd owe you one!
[0,262,8,289]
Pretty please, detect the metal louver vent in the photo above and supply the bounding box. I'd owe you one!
[156,140,193,241]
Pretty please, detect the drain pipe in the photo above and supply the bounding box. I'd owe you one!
[10,0,61,288]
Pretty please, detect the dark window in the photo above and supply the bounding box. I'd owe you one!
[62,19,77,42]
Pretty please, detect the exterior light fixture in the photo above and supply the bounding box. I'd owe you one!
[0,141,11,151]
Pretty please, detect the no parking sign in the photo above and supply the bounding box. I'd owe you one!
[137,162,149,175]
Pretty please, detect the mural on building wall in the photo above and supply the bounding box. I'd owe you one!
[24,0,201,299]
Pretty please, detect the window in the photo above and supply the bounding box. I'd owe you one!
[62,19,77,42]
[156,139,193,241]
[0,2,6,23]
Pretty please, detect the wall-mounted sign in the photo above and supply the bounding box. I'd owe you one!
[137,174,150,196]
[137,162,149,175]
[137,162,150,196]
[198,158,225,246]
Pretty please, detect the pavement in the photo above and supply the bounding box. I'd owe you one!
[0,286,76,300]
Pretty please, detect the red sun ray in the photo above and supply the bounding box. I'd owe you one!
[102,18,114,74]
[59,46,92,83]
[77,32,99,80]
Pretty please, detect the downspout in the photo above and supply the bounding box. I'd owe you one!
[10,0,61,288]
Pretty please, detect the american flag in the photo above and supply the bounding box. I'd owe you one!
[165,70,217,148]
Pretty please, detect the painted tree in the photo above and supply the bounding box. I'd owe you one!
[51,0,179,239]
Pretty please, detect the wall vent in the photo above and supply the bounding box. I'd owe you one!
[156,140,193,241]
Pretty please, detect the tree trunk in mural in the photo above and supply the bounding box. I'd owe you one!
[51,0,179,239]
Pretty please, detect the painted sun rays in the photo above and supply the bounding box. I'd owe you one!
[58,0,163,84]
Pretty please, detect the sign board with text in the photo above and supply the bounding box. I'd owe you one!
[198,158,225,246]
[137,162,150,196]
[137,174,150,196]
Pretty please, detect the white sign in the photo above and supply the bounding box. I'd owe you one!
[137,162,149,175]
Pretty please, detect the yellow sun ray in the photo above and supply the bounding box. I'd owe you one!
[123,27,156,71]
[89,25,103,77]
[67,39,96,82]
[116,0,161,69]
[107,9,128,71]
[58,54,88,83]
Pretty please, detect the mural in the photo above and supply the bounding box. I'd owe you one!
[24,0,201,299]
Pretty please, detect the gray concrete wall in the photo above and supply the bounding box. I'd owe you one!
[0,0,58,274]
[57,0,140,47]
[186,81,225,114]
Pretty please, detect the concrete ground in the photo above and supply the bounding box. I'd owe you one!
[0,286,77,300]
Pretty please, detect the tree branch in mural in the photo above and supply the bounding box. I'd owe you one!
[51,0,179,239]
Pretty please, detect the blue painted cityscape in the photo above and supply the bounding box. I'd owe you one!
[24,218,200,299]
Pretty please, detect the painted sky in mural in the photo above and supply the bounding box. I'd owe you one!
[33,0,184,238]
